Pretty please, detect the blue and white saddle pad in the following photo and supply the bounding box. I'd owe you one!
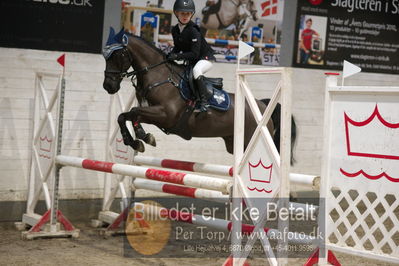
[178,77,231,112]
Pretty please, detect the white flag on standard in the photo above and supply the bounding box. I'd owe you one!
[238,41,255,59]
[343,60,361,78]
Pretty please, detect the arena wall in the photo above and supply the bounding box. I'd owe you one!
[1,47,398,202]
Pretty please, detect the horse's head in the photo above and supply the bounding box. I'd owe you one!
[102,28,132,94]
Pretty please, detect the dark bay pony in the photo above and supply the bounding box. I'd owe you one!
[102,30,296,161]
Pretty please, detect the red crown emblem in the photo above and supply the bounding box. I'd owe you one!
[39,135,52,159]
[344,105,399,161]
[248,159,273,183]
[247,159,273,193]
[341,105,399,183]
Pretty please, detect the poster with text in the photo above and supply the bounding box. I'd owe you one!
[293,0,399,74]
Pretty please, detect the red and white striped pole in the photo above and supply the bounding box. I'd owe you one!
[133,155,233,177]
[133,155,319,189]
[132,179,318,214]
[132,179,229,203]
[56,155,232,194]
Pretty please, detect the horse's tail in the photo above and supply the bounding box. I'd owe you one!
[260,99,296,165]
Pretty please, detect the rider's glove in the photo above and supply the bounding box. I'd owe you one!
[167,53,179,61]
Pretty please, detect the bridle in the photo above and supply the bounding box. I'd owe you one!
[104,46,181,98]
[103,47,134,80]
[104,46,171,77]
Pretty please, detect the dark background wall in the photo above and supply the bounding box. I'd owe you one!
[0,0,121,53]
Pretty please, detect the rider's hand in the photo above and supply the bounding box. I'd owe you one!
[167,53,179,61]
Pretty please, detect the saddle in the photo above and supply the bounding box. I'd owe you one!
[166,67,230,141]
[180,67,230,112]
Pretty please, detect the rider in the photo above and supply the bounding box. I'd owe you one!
[168,0,216,112]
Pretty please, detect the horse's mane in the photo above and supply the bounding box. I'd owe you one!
[108,28,169,58]
[130,34,166,56]
[127,34,183,68]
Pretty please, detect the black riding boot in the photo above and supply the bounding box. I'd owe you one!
[195,75,210,112]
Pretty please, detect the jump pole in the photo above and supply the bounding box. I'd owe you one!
[131,179,318,213]
[131,179,228,203]
[133,155,320,189]
[55,155,232,194]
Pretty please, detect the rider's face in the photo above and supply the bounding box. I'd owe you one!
[175,11,193,24]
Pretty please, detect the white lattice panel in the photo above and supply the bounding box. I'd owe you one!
[321,81,399,264]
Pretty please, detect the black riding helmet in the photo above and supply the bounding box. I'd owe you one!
[173,0,195,14]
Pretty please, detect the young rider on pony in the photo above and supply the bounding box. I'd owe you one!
[168,0,216,112]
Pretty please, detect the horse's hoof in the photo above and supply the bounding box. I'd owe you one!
[131,140,145,153]
[144,134,156,147]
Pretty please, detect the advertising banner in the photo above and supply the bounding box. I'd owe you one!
[293,0,399,74]
[122,0,285,66]
[0,0,105,53]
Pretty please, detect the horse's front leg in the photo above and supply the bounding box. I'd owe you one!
[131,121,156,147]
[118,105,169,152]
[118,111,145,152]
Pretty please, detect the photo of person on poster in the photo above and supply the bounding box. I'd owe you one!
[297,15,327,65]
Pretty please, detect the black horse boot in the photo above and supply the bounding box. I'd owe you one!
[195,75,210,112]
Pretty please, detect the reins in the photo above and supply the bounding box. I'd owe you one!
[123,59,168,78]
[135,61,183,98]
[104,45,168,78]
